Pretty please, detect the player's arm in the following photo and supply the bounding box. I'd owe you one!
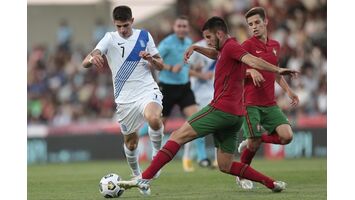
[184,45,218,63]
[189,69,214,80]
[82,49,105,68]
[276,74,299,106]
[139,51,166,71]
[246,68,265,87]
[241,53,298,77]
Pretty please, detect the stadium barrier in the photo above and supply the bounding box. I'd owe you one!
[27,116,326,164]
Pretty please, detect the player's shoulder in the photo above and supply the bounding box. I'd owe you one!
[268,38,281,47]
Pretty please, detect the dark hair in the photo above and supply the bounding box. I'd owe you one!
[202,16,228,33]
[245,7,266,20]
[112,5,132,21]
[176,15,189,21]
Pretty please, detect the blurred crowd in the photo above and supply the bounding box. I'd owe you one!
[28,0,326,126]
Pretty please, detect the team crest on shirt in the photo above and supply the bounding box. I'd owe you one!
[272,48,277,56]
[139,39,146,48]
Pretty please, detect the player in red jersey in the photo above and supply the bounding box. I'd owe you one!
[235,7,300,189]
[117,16,298,195]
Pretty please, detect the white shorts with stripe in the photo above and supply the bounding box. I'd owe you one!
[116,90,163,135]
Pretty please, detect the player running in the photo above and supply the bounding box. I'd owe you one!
[82,5,166,195]
[236,7,299,189]
[117,16,298,195]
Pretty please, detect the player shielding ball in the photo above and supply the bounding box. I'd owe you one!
[82,5,167,195]
[117,16,299,195]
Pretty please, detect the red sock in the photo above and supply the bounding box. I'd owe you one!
[229,162,275,189]
[240,148,256,165]
[142,140,180,179]
[261,133,282,144]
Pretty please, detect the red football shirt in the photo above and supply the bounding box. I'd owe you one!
[242,36,280,106]
[210,38,248,116]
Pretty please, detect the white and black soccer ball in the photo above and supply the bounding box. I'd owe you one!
[99,173,124,198]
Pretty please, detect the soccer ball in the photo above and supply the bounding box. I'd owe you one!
[99,173,124,198]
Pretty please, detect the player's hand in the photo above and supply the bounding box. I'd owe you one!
[139,51,153,62]
[90,54,105,68]
[184,46,196,63]
[199,72,214,80]
[278,68,299,78]
[249,69,265,87]
[171,64,182,73]
[287,90,299,107]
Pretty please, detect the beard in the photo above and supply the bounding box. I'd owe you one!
[215,37,221,51]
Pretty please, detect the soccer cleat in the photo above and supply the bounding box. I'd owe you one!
[272,181,287,192]
[236,176,253,190]
[182,158,195,172]
[238,139,248,153]
[118,176,151,196]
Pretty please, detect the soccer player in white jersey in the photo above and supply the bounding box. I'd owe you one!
[82,5,167,195]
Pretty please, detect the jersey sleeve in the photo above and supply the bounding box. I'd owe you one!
[146,32,159,56]
[94,32,111,55]
[225,41,248,62]
[157,38,169,59]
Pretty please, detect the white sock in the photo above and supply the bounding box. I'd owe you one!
[183,141,193,160]
[148,124,164,159]
[123,144,141,176]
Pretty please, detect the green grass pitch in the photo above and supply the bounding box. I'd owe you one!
[28,158,326,200]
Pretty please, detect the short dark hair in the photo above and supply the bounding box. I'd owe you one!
[202,16,228,33]
[245,7,266,20]
[176,15,189,21]
[112,5,132,21]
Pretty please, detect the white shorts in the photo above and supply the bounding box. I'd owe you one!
[116,91,163,135]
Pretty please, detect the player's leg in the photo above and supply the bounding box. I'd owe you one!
[217,149,286,192]
[239,106,263,165]
[194,137,211,167]
[261,106,293,145]
[117,105,215,191]
[214,117,286,192]
[180,87,200,171]
[123,132,141,177]
[143,101,164,158]
[117,102,144,177]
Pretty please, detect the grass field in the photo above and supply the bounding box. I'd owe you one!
[28,158,326,200]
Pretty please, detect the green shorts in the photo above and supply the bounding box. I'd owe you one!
[242,105,290,139]
[188,105,244,154]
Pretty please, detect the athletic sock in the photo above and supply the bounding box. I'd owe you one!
[183,141,193,160]
[195,137,207,161]
[142,140,180,179]
[240,148,256,165]
[148,125,164,158]
[261,133,282,144]
[229,162,275,189]
[123,144,141,176]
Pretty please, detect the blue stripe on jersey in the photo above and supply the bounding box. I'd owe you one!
[208,60,216,71]
[114,30,149,99]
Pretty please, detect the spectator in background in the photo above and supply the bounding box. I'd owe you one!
[92,18,108,45]
[57,19,73,51]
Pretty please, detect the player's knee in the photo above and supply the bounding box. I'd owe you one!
[280,134,293,144]
[218,163,232,173]
[125,142,137,151]
[146,115,162,130]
